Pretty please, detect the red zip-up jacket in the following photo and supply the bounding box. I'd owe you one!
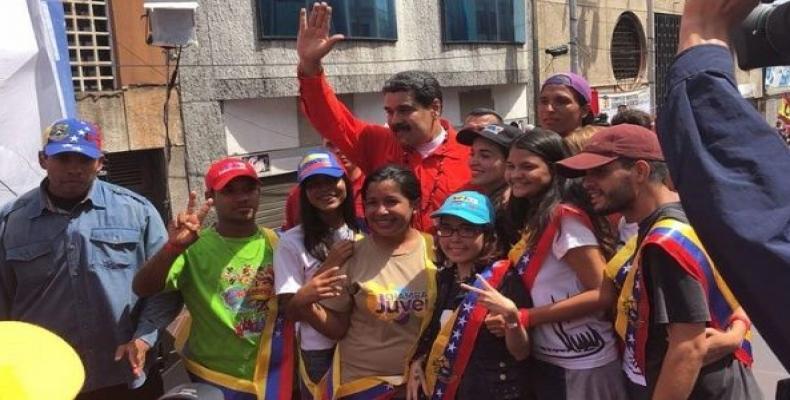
[298,73,471,232]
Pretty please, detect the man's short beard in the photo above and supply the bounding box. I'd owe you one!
[595,185,636,216]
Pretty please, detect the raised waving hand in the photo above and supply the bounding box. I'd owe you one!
[297,2,345,76]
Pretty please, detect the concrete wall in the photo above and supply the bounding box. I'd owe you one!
[111,0,168,86]
[535,0,651,89]
[76,86,188,215]
[534,0,764,115]
[178,0,534,193]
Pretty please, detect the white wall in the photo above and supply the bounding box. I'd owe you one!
[492,84,529,123]
[352,92,386,125]
[223,97,299,155]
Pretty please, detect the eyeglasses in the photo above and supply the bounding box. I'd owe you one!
[436,224,484,238]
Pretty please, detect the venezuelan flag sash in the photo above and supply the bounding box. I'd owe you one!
[614,218,754,378]
[174,228,296,400]
[313,234,438,400]
[508,204,592,290]
[423,260,511,399]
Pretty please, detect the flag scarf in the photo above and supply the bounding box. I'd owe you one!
[613,218,753,380]
[312,234,438,400]
[508,204,592,290]
[422,260,512,399]
[173,228,296,400]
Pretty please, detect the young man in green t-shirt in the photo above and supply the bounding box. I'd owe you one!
[133,158,294,400]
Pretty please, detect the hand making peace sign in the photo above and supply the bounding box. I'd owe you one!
[460,274,519,318]
[167,191,213,249]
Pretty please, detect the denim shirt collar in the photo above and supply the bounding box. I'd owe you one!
[30,178,107,218]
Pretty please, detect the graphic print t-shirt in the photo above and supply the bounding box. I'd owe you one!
[529,216,619,369]
[165,228,275,380]
[321,236,431,385]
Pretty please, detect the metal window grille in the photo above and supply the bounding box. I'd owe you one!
[63,0,115,92]
[654,13,681,111]
[611,13,645,82]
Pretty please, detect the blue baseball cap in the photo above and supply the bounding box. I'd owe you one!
[431,191,495,226]
[43,118,103,159]
[297,150,344,183]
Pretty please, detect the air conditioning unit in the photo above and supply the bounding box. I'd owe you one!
[144,0,199,48]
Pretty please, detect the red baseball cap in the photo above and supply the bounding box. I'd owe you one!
[556,124,664,177]
[204,158,259,191]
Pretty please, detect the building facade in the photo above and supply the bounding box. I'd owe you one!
[177,0,535,227]
[533,0,764,120]
[63,0,189,220]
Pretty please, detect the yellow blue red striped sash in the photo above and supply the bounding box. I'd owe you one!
[423,260,511,399]
[615,218,753,374]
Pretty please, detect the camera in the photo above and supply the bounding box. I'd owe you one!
[731,0,790,69]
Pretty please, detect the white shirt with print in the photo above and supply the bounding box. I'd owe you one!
[529,216,619,369]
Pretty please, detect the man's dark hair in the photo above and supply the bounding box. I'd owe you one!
[465,107,504,124]
[620,158,669,183]
[382,70,442,108]
[611,109,653,129]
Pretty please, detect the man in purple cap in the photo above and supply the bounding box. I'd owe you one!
[538,73,595,137]
[0,118,181,399]
[556,124,760,400]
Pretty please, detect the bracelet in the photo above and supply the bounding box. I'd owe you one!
[728,314,751,331]
[164,241,186,254]
[506,319,521,329]
[518,308,531,329]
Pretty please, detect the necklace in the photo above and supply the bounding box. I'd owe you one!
[402,145,446,220]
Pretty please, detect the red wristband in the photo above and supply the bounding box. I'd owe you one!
[518,308,531,329]
[728,314,751,331]
[164,241,186,254]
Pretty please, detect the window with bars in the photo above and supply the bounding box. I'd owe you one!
[63,0,115,92]
[655,13,681,110]
[610,12,645,83]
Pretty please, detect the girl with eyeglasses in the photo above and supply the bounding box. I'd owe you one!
[407,191,532,400]
[503,129,627,399]
[294,165,438,399]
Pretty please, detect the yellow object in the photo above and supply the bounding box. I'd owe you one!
[0,321,85,400]
[779,96,790,122]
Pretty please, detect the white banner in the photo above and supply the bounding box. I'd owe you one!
[0,0,72,204]
[597,87,652,123]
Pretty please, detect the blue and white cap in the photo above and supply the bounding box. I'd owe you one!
[43,118,102,159]
[431,191,495,226]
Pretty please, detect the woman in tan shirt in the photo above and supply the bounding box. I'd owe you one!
[295,165,437,399]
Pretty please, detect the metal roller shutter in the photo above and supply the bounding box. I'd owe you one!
[256,172,297,229]
[99,148,169,221]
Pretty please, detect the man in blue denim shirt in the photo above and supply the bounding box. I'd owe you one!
[0,118,182,399]
[658,0,790,370]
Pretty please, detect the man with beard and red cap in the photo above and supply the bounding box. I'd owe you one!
[557,124,761,400]
[295,2,470,232]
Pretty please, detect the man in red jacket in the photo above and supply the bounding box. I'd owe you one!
[295,2,471,231]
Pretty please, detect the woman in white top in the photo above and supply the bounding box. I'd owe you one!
[501,129,627,399]
[274,149,359,384]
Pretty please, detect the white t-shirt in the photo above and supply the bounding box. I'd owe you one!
[274,224,353,351]
[529,216,619,369]
[415,129,447,159]
[617,216,639,245]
